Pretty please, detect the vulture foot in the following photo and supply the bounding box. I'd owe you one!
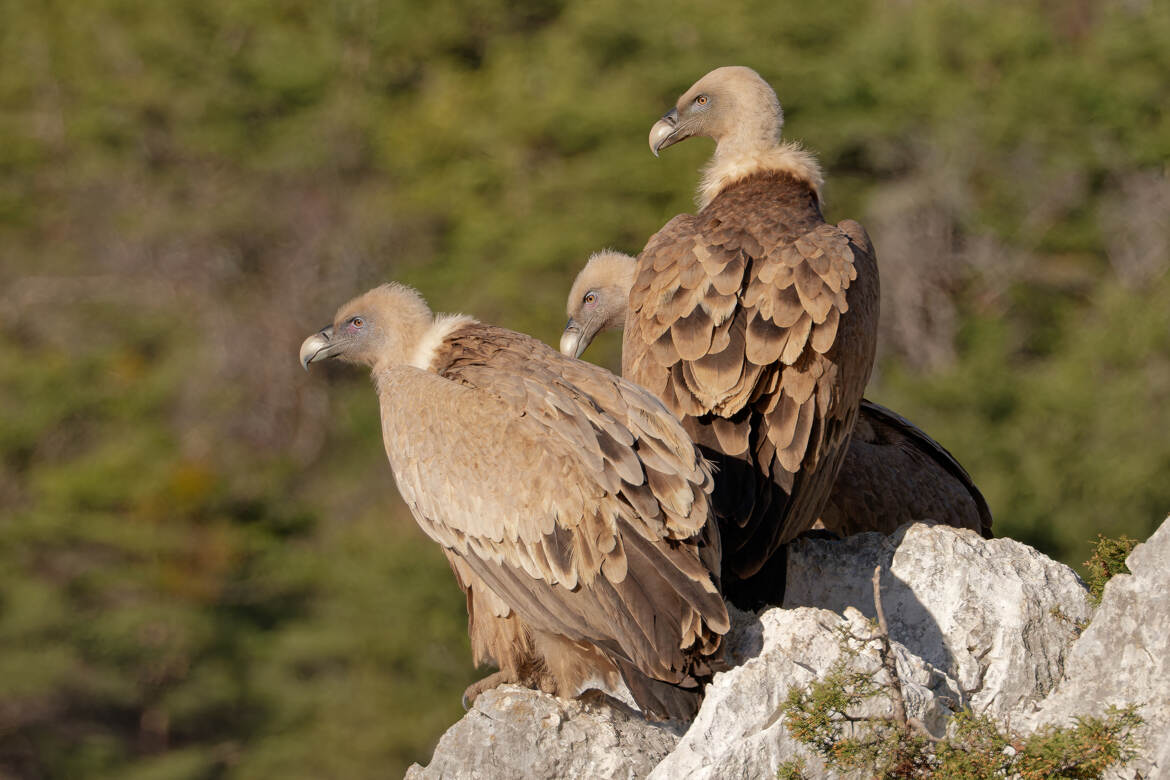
[462,670,517,710]
[799,526,843,542]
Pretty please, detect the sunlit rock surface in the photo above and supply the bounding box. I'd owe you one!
[407,520,1167,779]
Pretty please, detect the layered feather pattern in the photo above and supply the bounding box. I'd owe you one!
[624,170,880,592]
[379,320,728,718]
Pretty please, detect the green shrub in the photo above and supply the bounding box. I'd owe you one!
[1083,533,1141,605]
[779,573,1144,778]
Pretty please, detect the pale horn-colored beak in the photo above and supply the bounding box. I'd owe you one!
[559,320,587,359]
[299,326,338,370]
[649,107,681,157]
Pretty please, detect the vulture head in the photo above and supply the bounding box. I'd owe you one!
[300,283,434,370]
[649,66,783,158]
[560,251,636,359]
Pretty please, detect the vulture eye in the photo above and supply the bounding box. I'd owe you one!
[695,94,708,106]
[351,317,364,328]
[584,292,597,305]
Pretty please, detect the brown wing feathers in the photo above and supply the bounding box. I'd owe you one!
[561,245,994,566]
[626,170,879,600]
[815,399,994,538]
[299,66,976,724]
[420,324,728,715]
[302,282,730,720]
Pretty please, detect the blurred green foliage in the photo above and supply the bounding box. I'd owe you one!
[1,0,1168,776]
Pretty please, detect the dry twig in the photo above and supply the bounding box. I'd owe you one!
[871,565,940,743]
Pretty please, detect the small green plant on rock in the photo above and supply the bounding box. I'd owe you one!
[1083,534,1140,605]
[776,566,1143,779]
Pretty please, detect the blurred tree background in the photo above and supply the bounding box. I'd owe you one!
[2,0,1168,776]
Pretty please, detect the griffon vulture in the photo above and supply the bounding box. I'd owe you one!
[631,66,881,603]
[300,283,729,720]
[563,251,991,539]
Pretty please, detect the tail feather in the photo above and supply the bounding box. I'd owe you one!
[614,658,706,721]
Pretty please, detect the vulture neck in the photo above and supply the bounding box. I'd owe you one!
[407,313,477,372]
[699,139,824,211]
[611,305,630,332]
[370,314,474,398]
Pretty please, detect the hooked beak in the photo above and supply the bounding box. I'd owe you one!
[559,319,587,359]
[299,325,341,370]
[649,108,681,157]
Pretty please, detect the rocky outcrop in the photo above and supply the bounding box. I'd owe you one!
[406,519,1168,779]
[404,685,681,780]
[649,605,962,779]
[654,523,1093,779]
[784,523,1092,719]
[1025,519,1170,779]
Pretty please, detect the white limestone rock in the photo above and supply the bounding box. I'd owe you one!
[784,523,1092,719]
[404,684,681,780]
[1025,516,1170,779]
[647,605,962,780]
[406,521,1170,779]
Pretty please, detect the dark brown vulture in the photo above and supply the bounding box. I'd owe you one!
[824,403,992,537]
[630,66,881,605]
[563,251,992,539]
[300,283,729,720]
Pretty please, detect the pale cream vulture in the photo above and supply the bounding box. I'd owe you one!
[631,67,881,605]
[300,283,729,720]
[564,251,992,539]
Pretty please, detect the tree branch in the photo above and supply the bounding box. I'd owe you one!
[870,565,941,743]
[871,565,908,727]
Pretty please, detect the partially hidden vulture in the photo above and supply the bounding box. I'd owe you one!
[300,283,729,720]
[630,66,881,605]
[563,251,992,539]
